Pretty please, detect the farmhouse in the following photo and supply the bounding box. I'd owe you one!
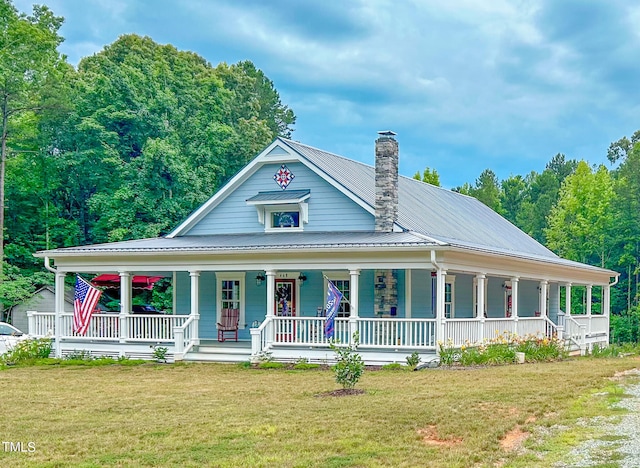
[32,132,617,363]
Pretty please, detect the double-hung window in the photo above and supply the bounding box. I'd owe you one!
[216,273,245,327]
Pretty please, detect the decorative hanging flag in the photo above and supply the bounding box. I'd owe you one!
[324,280,343,339]
[273,164,295,190]
[74,276,103,336]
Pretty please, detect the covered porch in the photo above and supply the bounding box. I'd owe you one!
[29,252,613,363]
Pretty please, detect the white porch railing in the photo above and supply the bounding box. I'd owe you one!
[359,318,437,348]
[29,312,191,342]
[564,315,587,353]
[443,317,555,347]
[250,316,437,354]
[173,315,198,359]
[127,314,190,341]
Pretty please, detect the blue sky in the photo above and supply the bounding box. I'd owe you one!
[14,0,640,188]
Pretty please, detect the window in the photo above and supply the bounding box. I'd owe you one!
[444,278,454,319]
[271,210,300,229]
[431,273,455,318]
[246,190,310,233]
[216,273,245,327]
[324,273,351,318]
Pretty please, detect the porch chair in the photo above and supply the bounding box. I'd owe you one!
[217,308,240,342]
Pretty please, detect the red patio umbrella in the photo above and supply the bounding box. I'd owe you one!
[91,274,164,290]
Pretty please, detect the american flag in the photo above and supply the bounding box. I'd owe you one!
[74,276,102,335]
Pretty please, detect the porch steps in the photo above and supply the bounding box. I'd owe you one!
[183,342,252,363]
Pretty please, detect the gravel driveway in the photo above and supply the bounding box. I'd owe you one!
[554,369,640,467]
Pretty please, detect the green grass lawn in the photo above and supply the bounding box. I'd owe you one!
[0,357,638,467]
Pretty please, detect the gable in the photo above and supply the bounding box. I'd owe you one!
[183,161,374,235]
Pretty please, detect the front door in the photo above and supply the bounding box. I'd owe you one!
[275,279,296,316]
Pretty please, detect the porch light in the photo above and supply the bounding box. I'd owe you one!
[256,273,266,286]
[298,273,307,286]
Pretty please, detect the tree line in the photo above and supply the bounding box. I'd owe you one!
[0,1,294,312]
[3,1,639,342]
[415,132,640,340]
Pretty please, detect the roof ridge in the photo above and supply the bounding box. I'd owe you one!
[278,137,375,171]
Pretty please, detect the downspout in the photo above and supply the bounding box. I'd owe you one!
[44,256,56,273]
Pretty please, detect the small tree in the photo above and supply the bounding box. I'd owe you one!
[329,332,365,389]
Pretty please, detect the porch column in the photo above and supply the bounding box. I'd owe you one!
[435,268,447,351]
[511,277,519,336]
[539,280,548,318]
[189,270,200,346]
[586,284,592,336]
[476,274,486,318]
[565,283,572,318]
[349,269,360,339]
[266,270,276,317]
[604,283,611,343]
[476,273,486,342]
[54,270,66,358]
[119,271,131,344]
[511,277,519,318]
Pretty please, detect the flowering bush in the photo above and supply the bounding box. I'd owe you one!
[438,331,567,367]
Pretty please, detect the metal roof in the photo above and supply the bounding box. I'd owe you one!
[246,189,310,203]
[280,138,557,260]
[37,231,437,255]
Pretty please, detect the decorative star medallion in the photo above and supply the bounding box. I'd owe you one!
[273,164,295,190]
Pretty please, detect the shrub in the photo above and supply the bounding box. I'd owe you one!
[293,362,321,370]
[1,337,53,365]
[257,361,285,369]
[329,332,365,389]
[438,339,458,366]
[381,363,405,371]
[406,351,421,368]
[151,345,169,363]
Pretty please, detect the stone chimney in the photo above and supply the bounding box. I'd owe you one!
[374,130,398,232]
[374,131,399,317]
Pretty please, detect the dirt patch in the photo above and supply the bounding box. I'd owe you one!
[611,368,640,381]
[500,426,530,452]
[315,388,366,398]
[417,425,463,447]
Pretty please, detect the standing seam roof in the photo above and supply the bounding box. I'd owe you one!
[280,138,557,259]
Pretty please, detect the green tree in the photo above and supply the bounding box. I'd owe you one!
[500,175,527,225]
[462,169,503,213]
[0,0,64,275]
[413,167,441,186]
[546,161,615,267]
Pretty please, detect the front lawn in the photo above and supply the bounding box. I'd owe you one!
[0,357,638,467]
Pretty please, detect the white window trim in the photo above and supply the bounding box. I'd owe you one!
[215,272,246,328]
[445,275,455,319]
[263,203,308,233]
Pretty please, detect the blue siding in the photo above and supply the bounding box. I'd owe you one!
[549,282,560,323]
[396,270,406,318]
[358,270,376,318]
[197,272,216,339]
[411,269,434,318]
[518,280,539,317]
[187,162,374,235]
[486,279,505,318]
[455,274,474,318]
[299,271,325,316]
[175,272,190,315]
